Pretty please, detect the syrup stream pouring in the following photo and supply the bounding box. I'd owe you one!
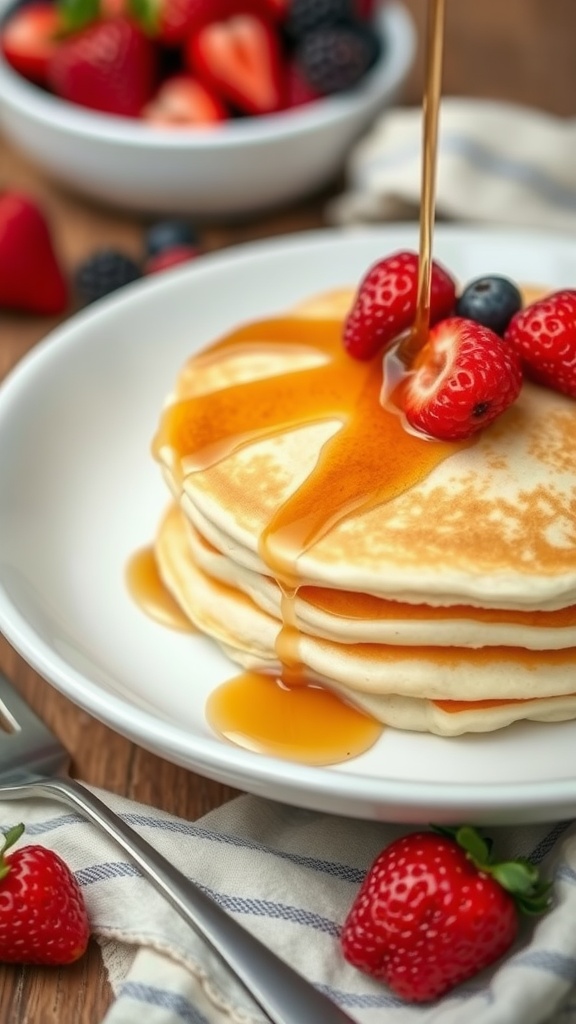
[0,670,356,1024]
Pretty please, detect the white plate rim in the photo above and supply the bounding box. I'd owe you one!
[2,222,576,823]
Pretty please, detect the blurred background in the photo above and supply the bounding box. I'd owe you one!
[403,0,576,116]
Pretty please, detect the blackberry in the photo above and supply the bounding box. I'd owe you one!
[75,249,142,305]
[285,0,355,40]
[456,276,522,336]
[295,22,381,95]
[145,219,200,258]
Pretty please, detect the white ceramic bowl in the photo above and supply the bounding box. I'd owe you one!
[0,1,415,216]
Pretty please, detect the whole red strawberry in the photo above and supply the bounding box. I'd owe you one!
[504,289,576,399]
[341,826,551,1003]
[401,316,523,440]
[0,191,68,315]
[47,16,157,117]
[0,823,90,965]
[343,251,456,361]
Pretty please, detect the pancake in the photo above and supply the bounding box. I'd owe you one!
[151,284,576,739]
[184,517,576,651]
[155,504,576,736]
[154,292,576,611]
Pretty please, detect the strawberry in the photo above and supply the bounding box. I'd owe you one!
[355,0,376,18]
[0,823,90,965]
[504,289,576,398]
[258,0,288,18]
[186,11,284,116]
[142,74,227,125]
[145,243,198,272]
[130,0,280,46]
[47,16,157,117]
[284,61,322,109]
[0,1,63,85]
[401,317,522,441]
[343,251,456,361]
[0,191,68,315]
[341,826,551,1003]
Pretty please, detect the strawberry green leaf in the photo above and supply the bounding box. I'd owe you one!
[58,0,100,32]
[432,824,553,916]
[432,824,491,867]
[490,859,540,894]
[454,826,491,866]
[127,0,157,35]
[0,822,25,880]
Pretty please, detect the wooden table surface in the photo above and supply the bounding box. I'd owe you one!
[1,1,576,1020]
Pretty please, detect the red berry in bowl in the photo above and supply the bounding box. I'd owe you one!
[341,826,551,1003]
[142,73,227,126]
[47,15,157,118]
[504,288,576,398]
[137,0,284,45]
[402,317,523,441]
[284,61,323,109]
[0,0,62,84]
[186,11,284,116]
[343,250,456,361]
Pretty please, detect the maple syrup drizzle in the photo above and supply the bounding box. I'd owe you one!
[382,0,446,404]
[413,0,446,351]
[134,0,455,762]
[125,546,194,633]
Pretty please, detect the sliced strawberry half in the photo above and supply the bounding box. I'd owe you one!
[47,15,157,117]
[402,317,523,440]
[1,1,63,85]
[343,250,457,361]
[142,73,227,126]
[186,11,284,116]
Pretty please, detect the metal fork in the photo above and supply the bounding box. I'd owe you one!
[0,670,357,1024]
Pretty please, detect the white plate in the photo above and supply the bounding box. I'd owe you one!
[2,224,576,825]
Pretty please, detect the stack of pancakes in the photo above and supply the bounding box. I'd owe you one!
[152,288,576,736]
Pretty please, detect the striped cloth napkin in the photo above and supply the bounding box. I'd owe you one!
[328,98,576,232]
[3,788,576,1023]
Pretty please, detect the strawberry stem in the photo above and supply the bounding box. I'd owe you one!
[433,824,553,916]
[58,0,100,32]
[0,823,25,880]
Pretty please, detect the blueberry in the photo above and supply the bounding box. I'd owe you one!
[74,249,141,306]
[145,220,200,259]
[455,275,522,336]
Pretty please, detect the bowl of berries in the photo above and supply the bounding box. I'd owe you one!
[0,0,415,216]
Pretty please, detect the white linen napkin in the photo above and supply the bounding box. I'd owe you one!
[3,788,576,1023]
[328,98,576,233]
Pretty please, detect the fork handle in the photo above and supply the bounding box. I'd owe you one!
[3,776,357,1024]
